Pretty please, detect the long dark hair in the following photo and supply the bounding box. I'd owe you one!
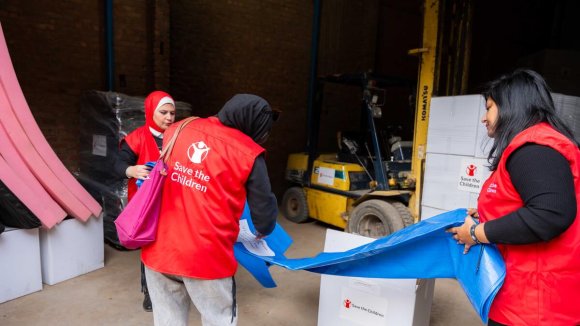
[483,69,578,171]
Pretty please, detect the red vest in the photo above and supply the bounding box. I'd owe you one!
[479,123,580,325]
[142,117,264,279]
[123,126,161,201]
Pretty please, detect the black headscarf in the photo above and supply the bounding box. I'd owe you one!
[217,94,274,144]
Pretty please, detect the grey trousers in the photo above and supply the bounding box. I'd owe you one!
[144,265,237,326]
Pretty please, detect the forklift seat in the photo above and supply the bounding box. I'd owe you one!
[337,131,371,170]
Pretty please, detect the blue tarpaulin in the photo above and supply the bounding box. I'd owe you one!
[234,208,505,323]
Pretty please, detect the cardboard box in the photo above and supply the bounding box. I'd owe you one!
[423,92,580,217]
[427,95,489,157]
[39,216,104,285]
[420,206,448,220]
[422,153,488,211]
[474,100,492,159]
[422,94,494,220]
[0,227,42,303]
[318,229,434,326]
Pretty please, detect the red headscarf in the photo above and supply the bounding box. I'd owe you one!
[144,90,175,133]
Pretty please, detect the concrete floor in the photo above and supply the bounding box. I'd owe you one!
[0,216,483,326]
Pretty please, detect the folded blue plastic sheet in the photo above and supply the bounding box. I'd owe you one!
[234,208,505,323]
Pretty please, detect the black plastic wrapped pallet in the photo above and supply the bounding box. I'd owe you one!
[77,90,192,249]
[0,180,41,230]
[76,174,128,250]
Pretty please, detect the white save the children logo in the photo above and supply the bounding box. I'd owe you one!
[188,141,210,163]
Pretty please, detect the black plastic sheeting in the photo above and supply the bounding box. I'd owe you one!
[0,180,41,233]
[77,90,191,249]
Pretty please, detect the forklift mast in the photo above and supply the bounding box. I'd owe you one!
[408,0,440,221]
[363,88,389,190]
[303,72,414,190]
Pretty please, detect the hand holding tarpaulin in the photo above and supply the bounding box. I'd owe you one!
[115,117,198,249]
[234,203,293,288]
[234,208,505,323]
[135,161,157,189]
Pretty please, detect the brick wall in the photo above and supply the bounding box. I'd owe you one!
[2,1,576,199]
[1,1,103,171]
[0,0,164,172]
[1,0,422,197]
[169,0,418,195]
[153,0,171,90]
[169,0,313,195]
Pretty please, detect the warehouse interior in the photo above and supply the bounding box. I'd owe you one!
[1,0,579,325]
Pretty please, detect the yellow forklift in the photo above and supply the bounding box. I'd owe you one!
[282,0,449,238]
[282,73,415,238]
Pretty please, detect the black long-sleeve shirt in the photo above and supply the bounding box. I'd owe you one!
[484,144,577,244]
[245,155,278,235]
[112,137,163,179]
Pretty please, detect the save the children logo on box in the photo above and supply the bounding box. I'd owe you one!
[339,287,387,325]
[457,158,490,193]
[344,299,351,308]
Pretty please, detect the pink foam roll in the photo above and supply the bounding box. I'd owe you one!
[0,80,92,220]
[0,23,101,219]
[0,123,66,227]
[0,154,65,228]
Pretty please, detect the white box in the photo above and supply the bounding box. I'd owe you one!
[427,95,487,156]
[422,153,488,211]
[0,227,42,303]
[39,216,104,285]
[474,100,493,159]
[422,95,492,221]
[318,229,434,326]
[420,206,448,220]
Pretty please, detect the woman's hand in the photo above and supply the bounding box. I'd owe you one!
[126,165,152,180]
[446,216,478,254]
[467,208,479,219]
[255,231,266,240]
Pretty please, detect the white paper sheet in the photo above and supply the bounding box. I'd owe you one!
[237,219,274,256]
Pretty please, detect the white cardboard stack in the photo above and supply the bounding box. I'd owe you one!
[416,95,491,326]
[422,95,492,219]
[0,227,43,303]
[39,216,104,285]
[423,93,580,218]
[318,229,433,326]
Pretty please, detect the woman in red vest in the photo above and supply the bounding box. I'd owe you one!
[142,94,278,326]
[114,90,176,312]
[448,69,580,325]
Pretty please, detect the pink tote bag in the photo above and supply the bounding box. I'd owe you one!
[115,117,197,249]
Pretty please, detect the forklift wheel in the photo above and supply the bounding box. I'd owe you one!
[281,187,309,223]
[347,199,406,238]
[388,200,414,227]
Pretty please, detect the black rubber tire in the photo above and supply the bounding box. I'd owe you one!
[389,200,414,227]
[346,199,406,238]
[281,187,309,223]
